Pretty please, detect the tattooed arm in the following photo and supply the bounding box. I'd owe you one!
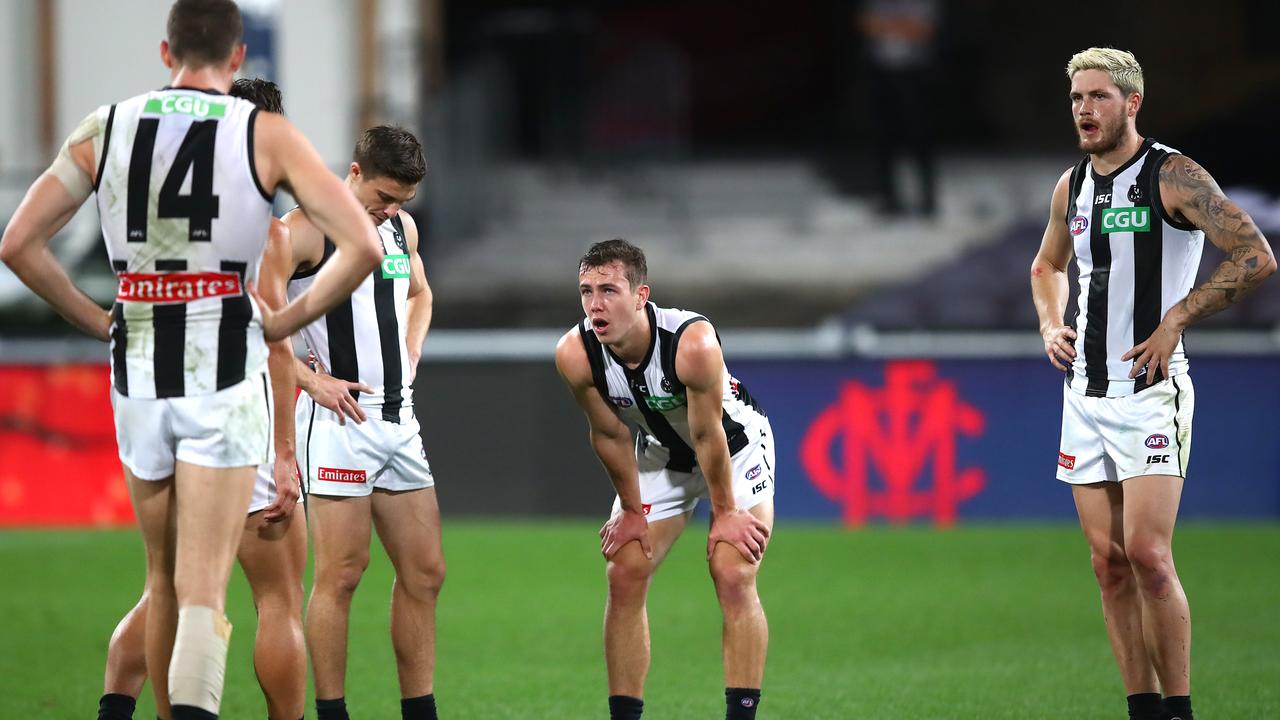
[1123,155,1276,380]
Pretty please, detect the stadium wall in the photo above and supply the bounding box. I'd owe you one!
[2,356,1277,527]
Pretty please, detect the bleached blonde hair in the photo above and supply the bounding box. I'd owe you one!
[1066,47,1144,98]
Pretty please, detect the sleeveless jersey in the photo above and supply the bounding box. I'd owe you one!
[289,214,416,422]
[578,303,768,472]
[1065,138,1205,398]
[94,87,274,398]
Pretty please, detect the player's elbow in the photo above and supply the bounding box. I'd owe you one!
[0,229,24,267]
[1257,252,1278,283]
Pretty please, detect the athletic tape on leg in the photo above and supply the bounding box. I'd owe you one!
[169,606,232,715]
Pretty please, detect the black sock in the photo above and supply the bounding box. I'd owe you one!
[1127,693,1163,720]
[1164,695,1193,720]
[608,695,644,720]
[402,693,438,720]
[1126,691,1167,717]
[98,693,136,720]
[316,697,350,720]
[170,706,216,720]
[726,688,761,720]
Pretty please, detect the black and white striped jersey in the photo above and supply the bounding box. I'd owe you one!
[578,303,768,472]
[1065,138,1205,398]
[289,215,415,422]
[95,87,274,398]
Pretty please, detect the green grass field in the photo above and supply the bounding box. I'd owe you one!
[1,522,1278,719]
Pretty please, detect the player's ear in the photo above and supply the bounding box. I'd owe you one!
[160,40,174,69]
[1128,92,1142,117]
[636,284,649,308]
[228,43,247,73]
[350,162,363,182]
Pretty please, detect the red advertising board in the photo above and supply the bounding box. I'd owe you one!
[0,364,134,527]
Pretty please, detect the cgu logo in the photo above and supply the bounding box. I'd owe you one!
[1101,206,1150,233]
[801,361,986,527]
[144,96,226,118]
[381,254,410,279]
[644,394,687,412]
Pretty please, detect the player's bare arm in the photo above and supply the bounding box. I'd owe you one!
[1030,168,1077,372]
[401,211,433,380]
[258,218,301,522]
[0,120,111,341]
[281,207,372,425]
[1122,155,1278,380]
[675,322,771,563]
[252,112,383,340]
[555,329,653,560]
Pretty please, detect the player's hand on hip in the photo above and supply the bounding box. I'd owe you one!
[247,282,290,342]
[306,372,373,425]
[1041,325,1077,372]
[263,454,301,522]
[1122,323,1179,383]
[600,508,653,560]
[708,507,770,564]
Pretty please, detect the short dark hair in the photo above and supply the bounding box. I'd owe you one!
[353,126,426,186]
[579,239,648,290]
[229,78,283,113]
[166,0,243,67]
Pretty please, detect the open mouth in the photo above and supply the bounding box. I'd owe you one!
[1078,121,1099,136]
[592,318,609,332]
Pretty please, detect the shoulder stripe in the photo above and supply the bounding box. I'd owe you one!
[1149,151,1199,232]
[246,107,273,203]
[1066,157,1089,225]
[93,105,116,193]
[577,322,612,405]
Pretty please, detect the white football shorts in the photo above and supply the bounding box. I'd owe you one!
[1057,376,1194,484]
[296,393,434,498]
[611,421,776,523]
[112,371,272,481]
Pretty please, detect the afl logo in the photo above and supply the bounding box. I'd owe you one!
[1145,434,1170,449]
[610,396,634,408]
[1069,215,1089,235]
[745,464,762,481]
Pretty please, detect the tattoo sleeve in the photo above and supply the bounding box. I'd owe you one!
[1159,156,1275,325]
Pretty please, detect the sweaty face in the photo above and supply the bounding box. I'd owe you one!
[1070,69,1133,155]
[350,171,418,225]
[579,261,644,345]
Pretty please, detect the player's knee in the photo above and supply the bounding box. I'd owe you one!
[606,554,653,599]
[319,556,370,597]
[397,557,445,602]
[1125,539,1175,592]
[1088,542,1132,591]
[253,580,305,617]
[708,553,758,602]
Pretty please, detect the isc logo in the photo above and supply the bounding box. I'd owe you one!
[381,254,411,279]
[1101,207,1150,233]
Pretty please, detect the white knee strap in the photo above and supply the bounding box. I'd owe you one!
[169,606,232,714]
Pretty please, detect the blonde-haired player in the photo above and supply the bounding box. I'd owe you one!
[1031,47,1274,720]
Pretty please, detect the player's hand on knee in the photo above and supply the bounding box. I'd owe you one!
[306,373,373,424]
[1041,325,1077,371]
[600,509,653,560]
[708,508,771,564]
[263,455,301,522]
